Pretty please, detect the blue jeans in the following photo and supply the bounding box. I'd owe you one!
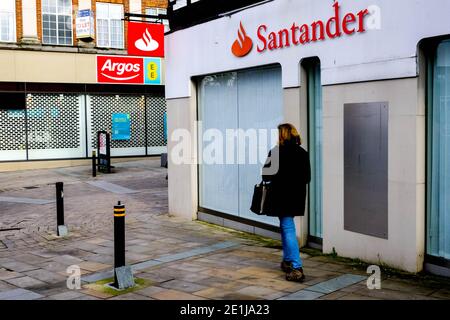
[279,217,302,269]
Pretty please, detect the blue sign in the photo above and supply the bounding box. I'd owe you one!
[163,112,168,143]
[112,113,131,140]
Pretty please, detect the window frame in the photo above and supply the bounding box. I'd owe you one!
[145,7,169,32]
[41,0,74,46]
[0,0,16,43]
[96,2,124,49]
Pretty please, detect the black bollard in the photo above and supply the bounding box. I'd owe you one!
[92,150,97,177]
[113,201,126,287]
[56,182,67,236]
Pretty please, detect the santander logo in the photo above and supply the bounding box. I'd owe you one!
[128,22,164,57]
[231,22,253,57]
[135,28,159,52]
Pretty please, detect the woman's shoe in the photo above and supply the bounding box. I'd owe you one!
[280,261,293,273]
[286,267,305,282]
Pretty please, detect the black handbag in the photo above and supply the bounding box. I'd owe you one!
[250,181,273,215]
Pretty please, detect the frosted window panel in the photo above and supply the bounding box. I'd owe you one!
[96,3,109,19]
[198,73,239,215]
[198,67,283,227]
[237,67,282,226]
[110,4,123,19]
[0,0,15,42]
[0,0,15,11]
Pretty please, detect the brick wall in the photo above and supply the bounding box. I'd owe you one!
[13,0,168,49]
[143,0,168,10]
[15,0,22,42]
[36,0,42,41]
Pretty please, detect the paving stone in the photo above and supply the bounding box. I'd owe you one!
[135,285,167,298]
[81,288,115,299]
[0,269,23,280]
[24,269,66,284]
[0,261,40,273]
[14,253,49,265]
[430,288,450,299]
[237,276,299,292]
[48,291,86,300]
[318,291,349,300]
[51,254,84,265]
[306,274,366,294]
[200,268,248,281]
[150,288,206,300]
[194,287,234,299]
[379,279,437,296]
[220,292,263,300]
[278,289,324,300]
[5,276,47,288]
[78,261,111,272]
[354,287,439,300]
[109,292,153,300]
[0,288,43,300]
[337,293,380,300]
[236,285,288,300]
[160,279,208,293]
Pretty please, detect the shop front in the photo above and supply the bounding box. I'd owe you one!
[165,0,450,275]
[0,50,166,162]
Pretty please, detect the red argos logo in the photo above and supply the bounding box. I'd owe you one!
[97,56,144,84]
[231,22,253,57]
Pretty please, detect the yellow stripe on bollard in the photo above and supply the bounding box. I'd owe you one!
[114,213,126,217]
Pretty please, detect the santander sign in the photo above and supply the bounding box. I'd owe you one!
[232,1,370,57]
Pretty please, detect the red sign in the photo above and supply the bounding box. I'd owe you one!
[97,55,144,84]
[232,1,370,58]
[128,22,165,57]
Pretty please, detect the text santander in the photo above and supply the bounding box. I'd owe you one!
[257,2,369,53]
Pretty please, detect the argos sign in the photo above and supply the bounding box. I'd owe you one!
[96,55,162,85]
[232,1,370,58]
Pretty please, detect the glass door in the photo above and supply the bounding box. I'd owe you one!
[304,58,323,239]
[427,40,450,261]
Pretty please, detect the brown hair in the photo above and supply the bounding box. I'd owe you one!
[278,123,302,146]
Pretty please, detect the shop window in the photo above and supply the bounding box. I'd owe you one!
[42,0,73,45]
[96,2,124,49]
[198,67,282,226]
[0,0,16,42]
[427,39,450,261]
[302,57,323,240]
[145,7,169,32]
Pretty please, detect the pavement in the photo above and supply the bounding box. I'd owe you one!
[0,158,449,300]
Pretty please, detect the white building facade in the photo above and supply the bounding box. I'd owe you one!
[165,0,450,276]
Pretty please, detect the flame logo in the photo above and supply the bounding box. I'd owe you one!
[135,28,159,52]
[231,22,253,57]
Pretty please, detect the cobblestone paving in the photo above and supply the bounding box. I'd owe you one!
[0,159,449,300]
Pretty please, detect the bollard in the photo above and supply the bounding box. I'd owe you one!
[114,201,126,270]
[92,150,97,177]
[113,201,134,289]
[56,182,68,236]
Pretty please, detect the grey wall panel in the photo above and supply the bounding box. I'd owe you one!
[344,102,388,239]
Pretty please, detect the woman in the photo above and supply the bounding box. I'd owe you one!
[262,123,311,282]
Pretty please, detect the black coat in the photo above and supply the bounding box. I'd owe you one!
[261,142,311,217]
